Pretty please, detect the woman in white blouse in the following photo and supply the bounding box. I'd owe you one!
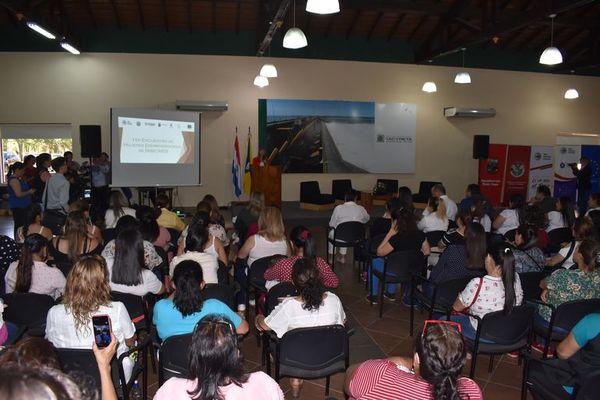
[418,196,448,233]
[546,216,596,268]
[493,193,524,236]
[547,197,576,232]
[104,190,136,229]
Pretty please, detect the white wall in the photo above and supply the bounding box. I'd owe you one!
[1,52,599,206]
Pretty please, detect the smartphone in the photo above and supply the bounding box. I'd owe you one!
[92,315,111,348]
[83,189,91,199]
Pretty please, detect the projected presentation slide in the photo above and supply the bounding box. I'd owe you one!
[118,117,195,164]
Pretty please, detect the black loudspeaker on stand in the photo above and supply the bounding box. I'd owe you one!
[80,125,102,158]
[473,135,489,159]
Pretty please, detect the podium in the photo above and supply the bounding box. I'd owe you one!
[252,165,281,207]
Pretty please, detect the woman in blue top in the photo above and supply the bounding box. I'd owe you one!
[153,260,249,341]
[7,162,35,238]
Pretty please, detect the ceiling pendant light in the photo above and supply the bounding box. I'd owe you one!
[539,14,563,65]
[259,63,278,78]
[306,0,340,14]
[564,88,579,100]
[253,75,269,88]
[454,48,471,84]
[283,0,307,49]
[421,82,437,93]
[26,21,56,39]
[60,41,80,55]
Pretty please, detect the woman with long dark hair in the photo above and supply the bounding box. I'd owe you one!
[450,243,523,339]
[104,190,136,229]
[493,193,524,236]
[137,205,171,252]
[512,224,545,273]
[153,260,248,341]
[16,203,53,243]
[546,216,597,268]
[547,197,576,232]
[48,211,102,266]
[106,229,164,296]
[154,315,283,400]
[177,201,230,253]
[201,194,225,227]
[5,234,65,299]
[7,161,35,237]
[397,186,414,215]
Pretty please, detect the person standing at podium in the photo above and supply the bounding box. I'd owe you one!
[252,148,269,169]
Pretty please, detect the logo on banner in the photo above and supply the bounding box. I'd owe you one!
[487,159,499,174]
[510,162,525,178]
[535,152,542,161]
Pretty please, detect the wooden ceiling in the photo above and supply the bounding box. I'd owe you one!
[1,0,599,75]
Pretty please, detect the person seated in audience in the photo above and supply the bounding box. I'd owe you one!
[546,216,597,269]
[256,258,346,398]
[328,191,370,263]
[155,193,186,232]
[428,183,457,221]
[202,194,226,227]
[48,211,102,268]
[102,216,163,271]
[169,218,222,283]
[527,313,600,399]
[0,234,20,294]
[104,190,136,229]
[178,201,230,254]
[45,255,136,381]
[15,203,53,243]
[547,196,576,233]
[154,315,283,400]
[68,199,103,243]
[492,193,524,239]
[236,206,289,312]
[105,228,164,296]
[137,205,171,253]
[153,260,248,341]
[370,197,401,239]
[530,184,555,213]
[397,186,415,215]
[511,224,545,273]
[449,244,523,339]
[430,222,486,284]
[471,198,492,233]
[417,196,448,233]
[5,234,65,300]
[588,209,600,237]
[369,208,430,304]
[345,321,483,400]
[438,209,470,250]
[585,193,600,216]
[234,191,264,243]
[264,226,338,290]
[0,337,61,369]
[459,183,492,215]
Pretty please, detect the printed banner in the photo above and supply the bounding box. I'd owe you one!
[527,146,554,200]
[581,145,600,195]
[554,145,580,201]
[502,145,531,204]
[479,144,508,206]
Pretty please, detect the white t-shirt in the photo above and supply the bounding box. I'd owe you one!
[264,292,346,338]
[474,215,492,233]
[104,207,137,229]
[558,241,580,268]
[329,201,370,228]
[495,209,520,235]
[248,235,288,267]
[459,275,523,329]
[417,213,448,233]
[105,258,163,296]
[169,251,219,283]
[547,211,567,232]
[5,260,66,300]
[441,195,458,221]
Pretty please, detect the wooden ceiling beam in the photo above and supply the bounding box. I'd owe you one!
[109,0,120,29]
[3,5,18,27]
[515,26,545,50]
[212,0,217,34]
[367,11,384,41]
[345,10,360,40]
[235,0,240,34]
[80,0,96,28]
[386,13,405,41]
[55,0,71,36]
[256,0,290,56]
[415,0,468,60]
[499,27,525,48]
[408,15,428,42]
[324,14,335,37]
[162,0,169,31]
[136,0,145,30]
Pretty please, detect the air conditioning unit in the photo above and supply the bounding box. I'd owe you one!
[444,107,496,118]
[175,100,228,112]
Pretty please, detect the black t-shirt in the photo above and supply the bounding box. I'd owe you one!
[441,229,466,247]
[389,230,426,252]
[371,217,392,239]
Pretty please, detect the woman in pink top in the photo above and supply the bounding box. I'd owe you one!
[153,315,283,400]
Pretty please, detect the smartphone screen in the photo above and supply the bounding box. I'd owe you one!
[92,315,111,348]
[84,189,91,199]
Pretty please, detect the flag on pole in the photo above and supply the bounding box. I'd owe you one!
[243,128,252,195]
[232,130,242,198]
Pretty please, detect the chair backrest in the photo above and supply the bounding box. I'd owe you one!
[101,228,117,244]
[202,283,236,310]
[0,292,55,332]
[249,255,287,288]
[576,368,600,400]
[554,298,600,331]
[265,282,298,316]
[300,181,321,202]
[332,179,352,200]
[385,250,424,281]
[435,277,472,309]
[159,333,193,384]
[334,221,366,244]
[479,305,534,344]
[111,291,147,322]
[376,179,398,194]
[425,230,446,247]
[418,181,441,197]
[548,228,573,248]
[518,272,546,301]
[57,348,119,391]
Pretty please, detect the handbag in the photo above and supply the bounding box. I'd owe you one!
[42,183,66,235]
[454,277,484,315]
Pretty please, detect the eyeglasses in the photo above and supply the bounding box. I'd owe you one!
[196,318,235,335]
[422,320,462,338]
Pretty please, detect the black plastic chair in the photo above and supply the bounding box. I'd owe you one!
[519,272,548,301]
[546,228,574,254]
[457,305,535,378]
[375,179,398,195]
[245,255,286,321]
[410,275,472,336]
[203,283,238,311]
[265,325,351,396]
[0,292,55,337]
[412,181,442,203]
[300,181,335,205]
[370,250,424,317]
[167,228,181,250]
[532,298,600,358]
[265,282,298,317]
[158,333,193,385]
[327,221,366,271]
[425,230,446,247]
[102,228,117,244]
[331,179,359,201]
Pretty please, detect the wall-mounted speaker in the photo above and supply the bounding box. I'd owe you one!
[473,135,490,159]
[80,125,102,158]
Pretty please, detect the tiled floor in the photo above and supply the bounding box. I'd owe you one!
[0,215,530,399]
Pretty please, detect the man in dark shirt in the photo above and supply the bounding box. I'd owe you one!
[458,184,492,216]
[571,157,592,216]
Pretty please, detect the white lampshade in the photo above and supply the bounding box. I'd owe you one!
[306,0,340,14]
[259,64,278,78]
[454,72,471,84]
[564,88,579,99]
[539,46,563,65]
[253,75,269,88]
[421,82,437,93]
[283,27,308,49]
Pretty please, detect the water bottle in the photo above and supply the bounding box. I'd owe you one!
[130,380,143,400]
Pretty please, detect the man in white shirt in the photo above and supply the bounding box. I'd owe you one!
[423,183,458,222]
[328,192,370,262]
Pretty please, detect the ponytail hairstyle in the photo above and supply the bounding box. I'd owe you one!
[515,224,538,251]
[292,258,325,311]
[185,214,210,253]
[576,238,600,273]
[136,205,159,242]
[289,225,316,259]
[392,207,419,234]
[23,203,43,238]
[15,234,48,293]
[7,161,24,180]
[428,196,446,221]
[172,260,205,316]
[454,209,472,229]
[487,244,517,314]
[558,197,576,228]
[416,323,466,400]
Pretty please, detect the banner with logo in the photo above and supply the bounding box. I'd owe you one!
[554,145,580,201]
[502,145,531,204]
[479,144,508,206]
[527,146,554,200]
[581,145,600,195]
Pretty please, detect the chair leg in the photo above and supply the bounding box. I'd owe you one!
[378,279,385,318]
[325,375,331,396]
[469,351,477,378]
[409,284,415,336]
[331,245,336,271]
[488,355,495,373]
